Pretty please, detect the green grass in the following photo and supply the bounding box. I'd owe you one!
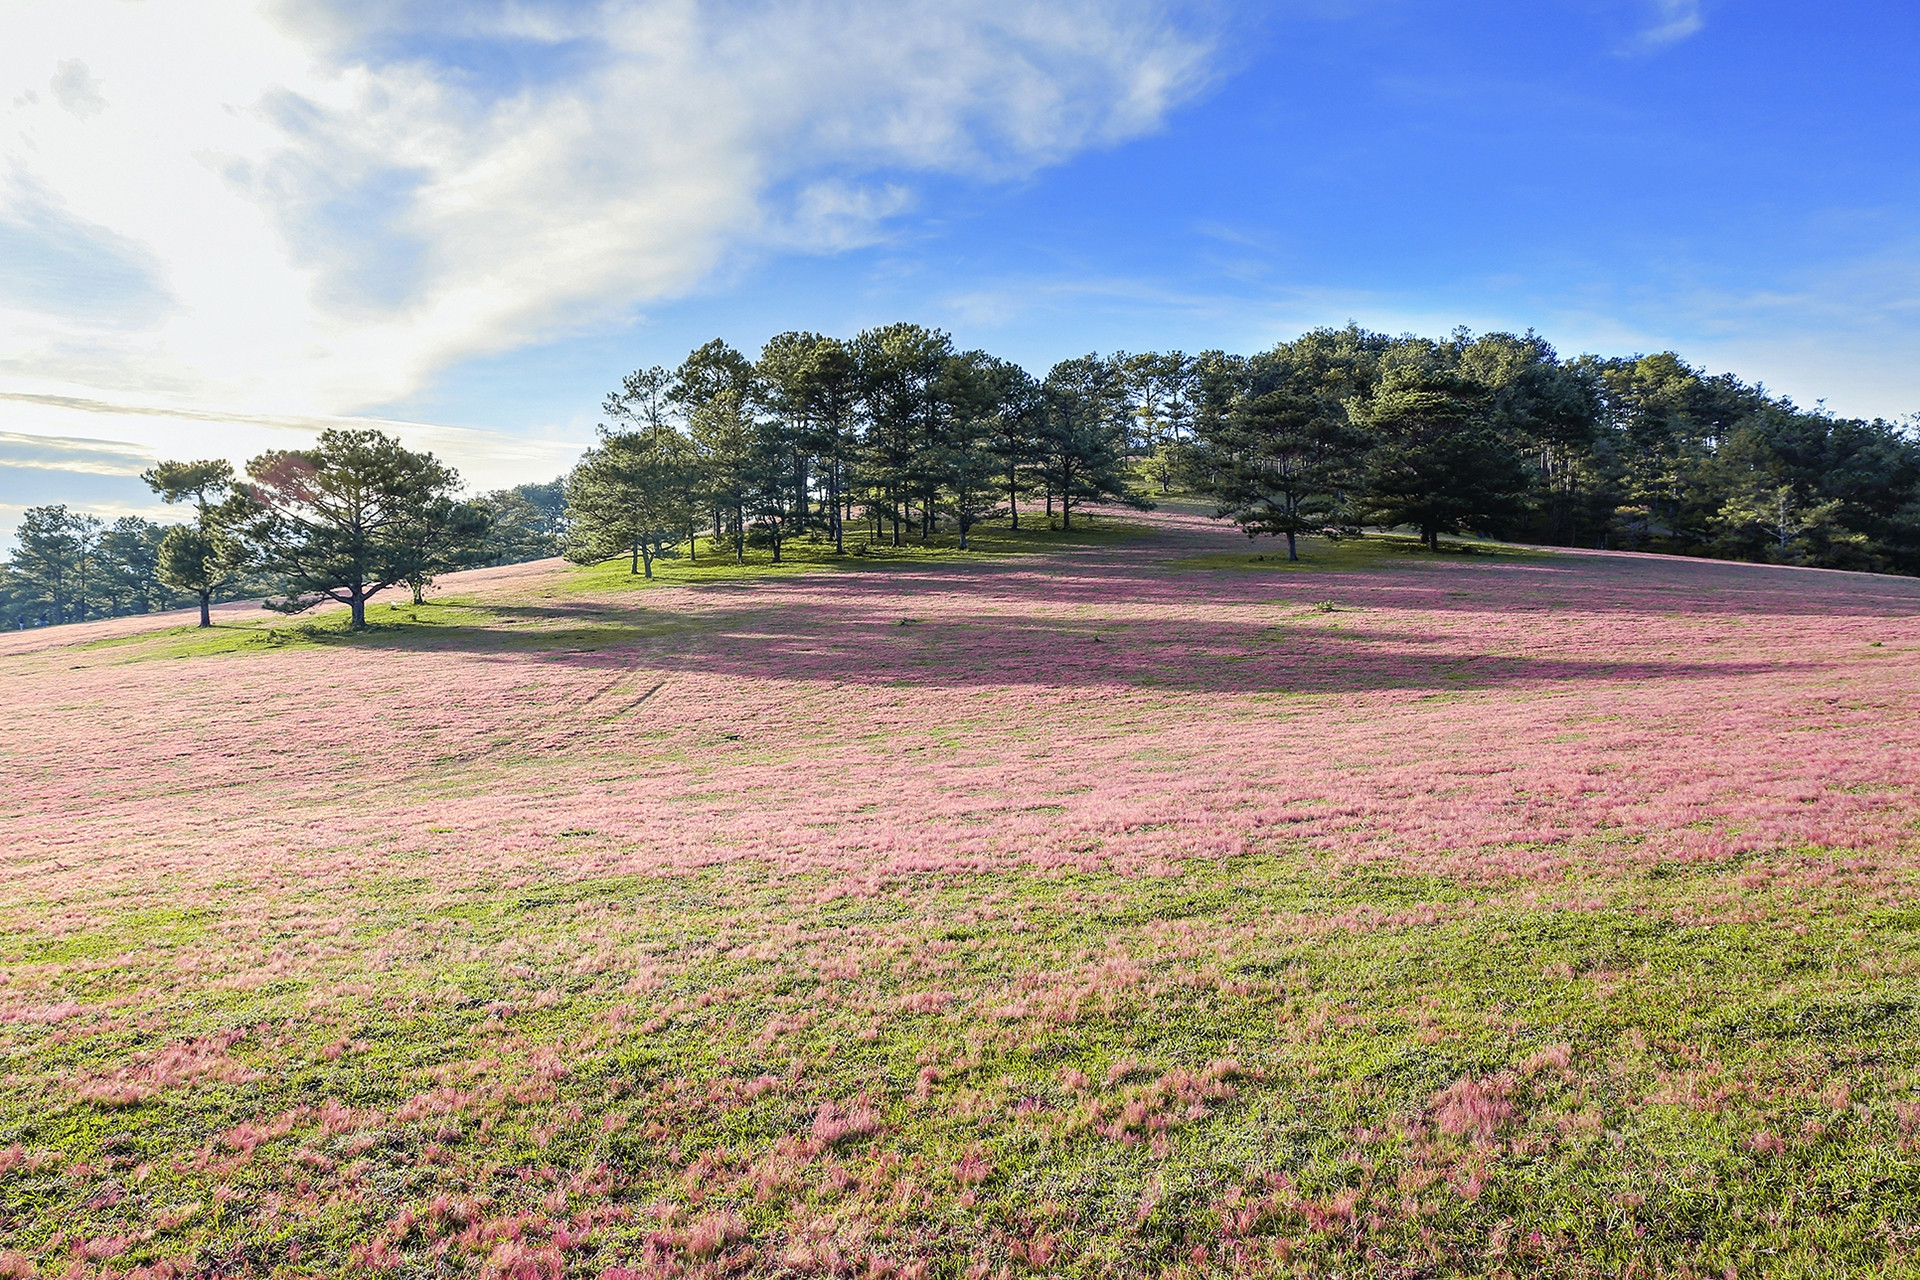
[6,851,1919,1276]
[63,516,1149,665]
[71,596,722,663]
[567,515,1149,591]
[1171,532,1558,574]
[75,600,515,661]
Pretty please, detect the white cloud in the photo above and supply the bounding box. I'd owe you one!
[0,429,151,477]
[48,58,106,118]
[0,0,1219,443]
[1632,0,1704,52]
[0,388,587,494]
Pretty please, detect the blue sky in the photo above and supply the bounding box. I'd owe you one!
[3,0,1916,542]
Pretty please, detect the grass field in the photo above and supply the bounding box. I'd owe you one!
[4,508,1920,1278]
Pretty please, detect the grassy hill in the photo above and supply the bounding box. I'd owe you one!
[4,509,1919,1278]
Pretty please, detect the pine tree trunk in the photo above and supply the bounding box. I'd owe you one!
[795,452,808,533]
[830,464,843,553]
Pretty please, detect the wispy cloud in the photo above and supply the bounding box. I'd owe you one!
[0,389,588,494]
[0,429,153,477]
[0,429,170,552]
[1630,0,1704,52]
[0,0,1222,427]
[48,58,106,119]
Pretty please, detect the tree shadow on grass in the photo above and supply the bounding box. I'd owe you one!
[331,594,1825,699]
[126,512,1911,693]
[562,520,1920,622]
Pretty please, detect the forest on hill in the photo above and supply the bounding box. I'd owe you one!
[3,323,1915,629]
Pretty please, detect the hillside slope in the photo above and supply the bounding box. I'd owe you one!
[4,511,1919,1278]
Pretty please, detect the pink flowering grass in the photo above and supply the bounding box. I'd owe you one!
[2,509,1919,1276]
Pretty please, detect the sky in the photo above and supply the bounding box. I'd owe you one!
[3,0,1917,544]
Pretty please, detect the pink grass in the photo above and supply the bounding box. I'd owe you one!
[4,510,1920,1275]
[4,509,1916,918]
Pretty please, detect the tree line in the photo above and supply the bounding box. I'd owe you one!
[563,324,1143,577]
[566,323,1920,575]
[0,444,564,631]
[1175,326,1920,569]
[5,321,1917,629]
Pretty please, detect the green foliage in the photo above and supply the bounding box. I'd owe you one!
[141,458,252,626]
[153,526,241,625]
[985,359,1047,531]
[576,326,1162,568]
[1040,355,1155,528]
[687,384,766,563]
[1547,351,1920,567]
[565,423,699,578]
[935,351,1012,548]
[1352,365,1534,550]
[766,333,863,552]
[1119,350,1197,496]
[395,495,493,604]
[852,322,956,547]
[243,428,479,630]
[1165,325,1920,570]
[1184,329,1381,560]
[475,480,568,565]
[140,458,235,519]
[0,507,201,629]
[1715,483,1850,563]
[89,517,170,617]
[6,504,103,625]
